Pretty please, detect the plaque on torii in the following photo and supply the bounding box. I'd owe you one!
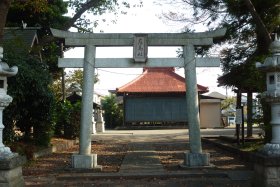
[51,28,226,169]
[133,34,148,63]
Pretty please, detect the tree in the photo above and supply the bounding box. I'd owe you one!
[161,0,280,139]
[0,0,136,145]
[3,40,54,146]
[51,69,99,100]
[162,0,279,72]
[6,0,140,32]
[53,100,81,138]
[6,0,69,29]
[0,0,12,44]
[63,0,131,32]
[221,96,236,111]
[4,0,139,78]
[66,69,99,87]
[102,94,123,129]
[162,0,279,62]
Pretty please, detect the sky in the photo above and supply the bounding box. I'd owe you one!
[64,0,232,96]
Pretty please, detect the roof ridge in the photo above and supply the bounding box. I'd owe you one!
[116,67,208,94]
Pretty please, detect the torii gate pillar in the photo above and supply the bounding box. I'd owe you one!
[72,45,101,169]
[183,45,209,167]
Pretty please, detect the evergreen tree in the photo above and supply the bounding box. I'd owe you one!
[162,0,280,139]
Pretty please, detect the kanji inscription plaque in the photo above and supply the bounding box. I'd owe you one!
[133,34,148,63]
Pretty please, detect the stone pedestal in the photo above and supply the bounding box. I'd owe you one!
[96,122,104,133]
[0,155,26,187]
[184,151,210,167]
[92,121,96,134]
[253,153,280,187]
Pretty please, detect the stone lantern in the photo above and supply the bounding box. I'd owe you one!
[0,46,25,187]
[0,46,18,158]
[96,109,105,133]
[254,34,280,187]
[256,35,280,155]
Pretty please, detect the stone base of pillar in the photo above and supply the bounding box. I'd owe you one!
[72,153,102,170]
[183,151,210,167]
[92,122,96,134]
[96,122,105,133]
[0,155,26,187]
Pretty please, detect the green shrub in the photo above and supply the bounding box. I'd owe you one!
[3,38,54,146]
[102,94,123,128]
[53,101,71,137]
[64,101,81,139]
[54,100,81,139]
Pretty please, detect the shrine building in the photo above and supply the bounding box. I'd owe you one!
[116,67,223,128]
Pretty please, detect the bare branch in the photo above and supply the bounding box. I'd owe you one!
[62,0,107,31]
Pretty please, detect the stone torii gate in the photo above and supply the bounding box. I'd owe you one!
[51,28,226,169]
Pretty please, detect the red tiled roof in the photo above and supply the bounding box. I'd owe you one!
[116,67,208,94]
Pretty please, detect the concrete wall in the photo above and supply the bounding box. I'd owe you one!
[200,99,222,128]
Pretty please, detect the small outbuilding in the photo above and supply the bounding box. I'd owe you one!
[200,92,226,128]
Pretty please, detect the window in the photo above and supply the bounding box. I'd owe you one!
[0,80,4,88]
[269,75,275,84]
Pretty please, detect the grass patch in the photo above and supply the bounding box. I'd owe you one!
[238,141,264,152]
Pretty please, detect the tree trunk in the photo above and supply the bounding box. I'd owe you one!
[0,0,12,45]
[243,0,271,54]
[247,91,253,137]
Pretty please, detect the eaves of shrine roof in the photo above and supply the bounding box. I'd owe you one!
[116,67,208,94]
[3,27,40,48]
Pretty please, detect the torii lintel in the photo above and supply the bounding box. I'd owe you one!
[51,28,226,47]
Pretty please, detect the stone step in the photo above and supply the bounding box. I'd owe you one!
[55,171,228,180]
[26,175,252,187]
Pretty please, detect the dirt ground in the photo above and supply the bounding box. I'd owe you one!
[23,129,255,186]
[23,139,250,177]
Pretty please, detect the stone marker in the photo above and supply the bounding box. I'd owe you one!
[255,35,280,187]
